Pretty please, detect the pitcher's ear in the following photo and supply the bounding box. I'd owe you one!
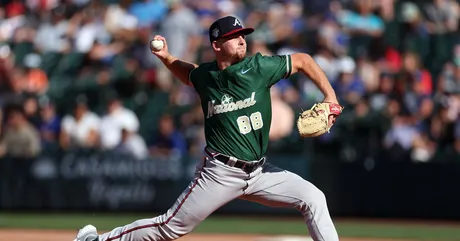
[212,41,220,52]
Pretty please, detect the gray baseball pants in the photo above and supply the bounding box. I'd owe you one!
[97,154,339,241]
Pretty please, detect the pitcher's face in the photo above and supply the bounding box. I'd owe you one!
[214,33,247,61]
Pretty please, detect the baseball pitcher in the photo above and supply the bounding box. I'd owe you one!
[74,16,342,241]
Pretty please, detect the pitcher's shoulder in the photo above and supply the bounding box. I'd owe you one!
[190,61,215,79]
[246,52,264,62]
[246,52,278,67]
[195,61,217,72]
[189,61,218,89]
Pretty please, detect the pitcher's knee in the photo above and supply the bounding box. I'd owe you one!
[161,216,199,239]
[311,187,327,206]
[166,224,194,239]
[298,186,327,213]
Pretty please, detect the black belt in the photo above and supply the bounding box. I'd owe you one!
[205,148,266,174]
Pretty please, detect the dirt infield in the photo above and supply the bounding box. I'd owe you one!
[0,229,417,241]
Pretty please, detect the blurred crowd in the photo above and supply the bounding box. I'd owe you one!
[0,0,458,163]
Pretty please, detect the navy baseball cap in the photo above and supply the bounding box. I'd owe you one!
[209,16,254,42]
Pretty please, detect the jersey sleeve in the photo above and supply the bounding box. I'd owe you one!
[189,66,203,96]
[188,67,197,86]
[189,63,214,96]
[254,53,292,88]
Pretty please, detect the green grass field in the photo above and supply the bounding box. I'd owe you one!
[1,213,460,240]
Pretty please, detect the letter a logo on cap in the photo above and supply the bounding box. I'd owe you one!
[212,28,219,38]
[233,18,241,26]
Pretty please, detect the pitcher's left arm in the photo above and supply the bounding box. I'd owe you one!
[290,53,338,104]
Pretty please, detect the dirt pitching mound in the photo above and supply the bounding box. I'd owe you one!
[0,229,415,241]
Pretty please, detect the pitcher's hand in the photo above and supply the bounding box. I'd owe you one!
[322,96,341,128]
[150,35,170,60]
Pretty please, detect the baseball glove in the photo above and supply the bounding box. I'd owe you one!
[297,102,343,138]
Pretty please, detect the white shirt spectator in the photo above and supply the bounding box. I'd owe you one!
[0,15,26,42]
[74,22,98,53]
[100,106,140,150]
[104,4,139,33]
[384,121,418,150]
[313,54,340,82]
[34,20,70,53]
[61,112,101,147]
[118,133,149,160]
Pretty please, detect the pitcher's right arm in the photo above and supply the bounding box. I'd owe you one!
[150,35,198,87]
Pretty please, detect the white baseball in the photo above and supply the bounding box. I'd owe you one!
[150,39,164,52]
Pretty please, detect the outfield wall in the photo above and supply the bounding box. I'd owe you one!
[1,148,459,220]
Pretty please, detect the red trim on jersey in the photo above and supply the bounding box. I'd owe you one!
[185,79,193,87]
[104,172,204,240]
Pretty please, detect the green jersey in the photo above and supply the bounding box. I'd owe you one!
[189,52,292,161]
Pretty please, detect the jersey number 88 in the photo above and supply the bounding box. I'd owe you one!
[236,112,263,135]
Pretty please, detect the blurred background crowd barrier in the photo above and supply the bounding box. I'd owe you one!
[0,0,459,220]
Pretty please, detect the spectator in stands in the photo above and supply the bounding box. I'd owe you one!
[1,66,28,109]
[356,54,380,93]
[169,84,199,107]
[383,110,419,161]
[412,98,436,162]
[22,53,48,95]
[424,0,459,34]
[313,47,341,83]
[272,78,300,105]
[432,97,459,146]
[179,103,205,159]
[401,52,433,98]
[23,95,40,128]
[369,73,395,112]
[34,5,72,54]
[0,0,457,164]
[0,0,27,43]
[84,8,125,67]
[72,7,109,55]
[153,0,202,91]
[104,0,139,41]
[115,128,149,160]
[128,0,168,29]
[38,100,60,148]
[336,0,385,37]
[269,84,295,141]
[316,19,348,60]
[187,126,205,161]
[99,94,140,150]
[149,114,187,159]
[158,0,203,62]
[439,45,460,95]
[332,56,366,106]
[400,2,430,63]
[0,107,41,158]
[59,96,100,149]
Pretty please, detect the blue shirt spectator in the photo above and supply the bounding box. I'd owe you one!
[129,0,168,28]
[39,103,61,147]
[337,10,384,32]
[149,114,187,158]
[332,57,366,105]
